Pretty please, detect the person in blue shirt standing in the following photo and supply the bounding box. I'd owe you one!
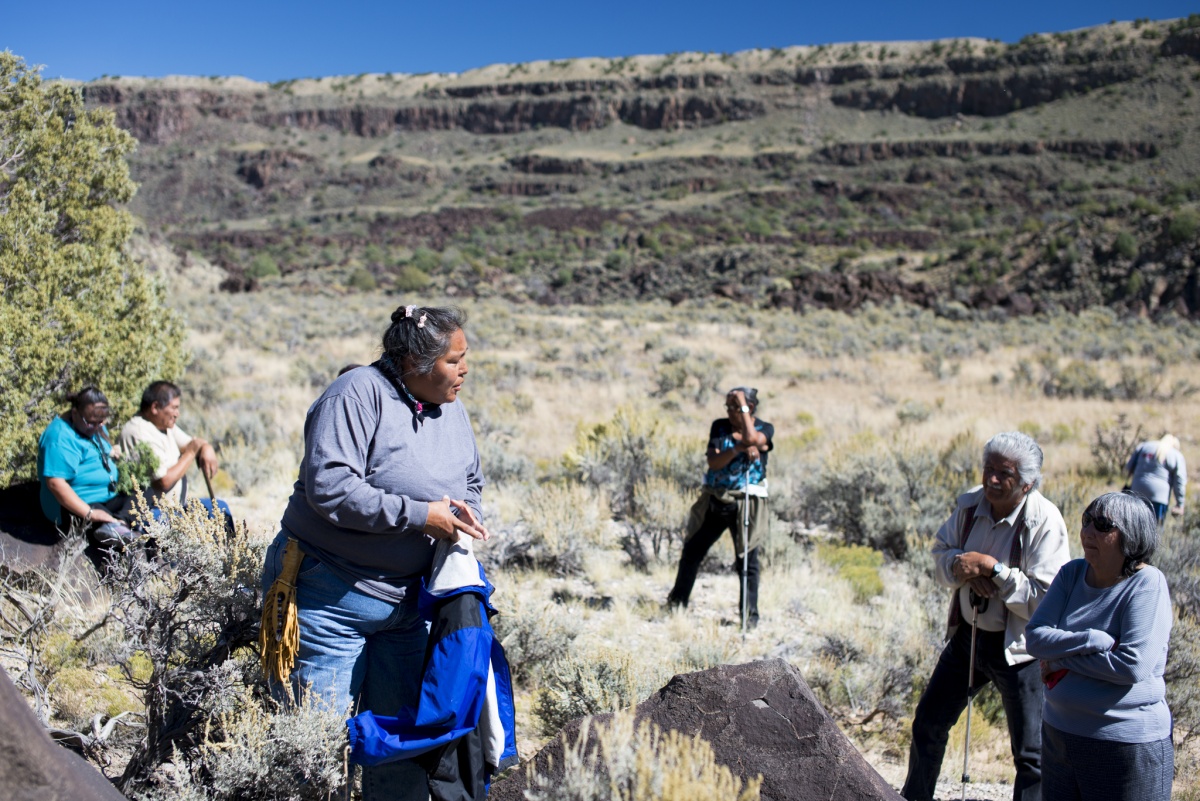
[667,387,773,629]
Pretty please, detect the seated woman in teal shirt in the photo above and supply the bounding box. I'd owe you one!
[38,386,133,545]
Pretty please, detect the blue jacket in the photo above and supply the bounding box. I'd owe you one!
[347,562,518,798]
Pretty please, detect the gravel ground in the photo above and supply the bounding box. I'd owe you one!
[871,760,1013,801]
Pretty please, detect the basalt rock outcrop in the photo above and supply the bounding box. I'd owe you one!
[489,659,902,801]
[0,668,127,801]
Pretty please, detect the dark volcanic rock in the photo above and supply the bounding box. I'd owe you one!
[0,668,127,801]
[489,659,902,801]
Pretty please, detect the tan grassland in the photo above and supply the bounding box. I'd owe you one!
[160,274,1200,797]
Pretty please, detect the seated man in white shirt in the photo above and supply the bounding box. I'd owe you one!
[118,381,221,512]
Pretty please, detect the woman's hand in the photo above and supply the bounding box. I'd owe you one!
[424,496,490,541]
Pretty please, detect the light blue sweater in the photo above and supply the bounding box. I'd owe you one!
[1025,559,1172,743]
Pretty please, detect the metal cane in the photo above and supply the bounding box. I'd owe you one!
[740,458,751,635]
[961,590,989,800]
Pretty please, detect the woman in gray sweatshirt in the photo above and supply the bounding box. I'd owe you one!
[262,304,489,801]
[1025,491,1173,801]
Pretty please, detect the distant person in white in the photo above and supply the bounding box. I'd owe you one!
[118,381,218,505]
[1124,434,1186,524]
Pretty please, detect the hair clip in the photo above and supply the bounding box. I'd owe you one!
[405,305,416,318]
[417,313,427,329]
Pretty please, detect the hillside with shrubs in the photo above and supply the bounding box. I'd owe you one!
[84,15,1200,318]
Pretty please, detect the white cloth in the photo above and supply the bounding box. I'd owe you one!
[118,415,193,503]
[427,535,502,767]
[933,486,1071,666]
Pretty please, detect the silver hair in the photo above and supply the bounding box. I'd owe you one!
[1086,492,1160,577]
[380,305,466,377]
[983,431,1043,490]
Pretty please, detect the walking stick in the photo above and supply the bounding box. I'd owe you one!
[203,470,216,501]
[961,590,989,800]
[740,458,751,636]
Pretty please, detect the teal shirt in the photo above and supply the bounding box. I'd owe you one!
[38,415,118,523]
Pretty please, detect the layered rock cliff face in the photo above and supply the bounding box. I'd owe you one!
[85,17,1200,316]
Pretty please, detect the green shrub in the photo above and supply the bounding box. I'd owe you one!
[115,441,160,496]
[346,266,377,291]
[246,253,280,278]
[817,542,884,602]
[0,52,188,486]
[1169,210,1199,245]
[1114,230,1138,259]
[394,264,432,292]
[517,482,611,574]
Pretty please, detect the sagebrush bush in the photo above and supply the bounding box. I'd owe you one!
[517,482,611,574]
[133,692,347,801]
[801,434,967,560]
[563,406,699,524]
[623,476,692,570]
[525,711,761,801]
[104,500,264,792]
[534,648,661,737]
[491,596,581,687]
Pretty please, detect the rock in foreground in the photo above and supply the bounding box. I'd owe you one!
[490,658,901,801]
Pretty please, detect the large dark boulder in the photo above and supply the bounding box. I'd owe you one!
[490,658,902,801]
[0,668,127,800]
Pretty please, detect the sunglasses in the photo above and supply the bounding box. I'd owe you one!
[1081,511,1118,533]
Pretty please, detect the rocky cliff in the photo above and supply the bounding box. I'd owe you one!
[85,16,1200,317]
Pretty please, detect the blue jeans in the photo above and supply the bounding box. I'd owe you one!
[902,625,1043,801]
[262,532,429,801]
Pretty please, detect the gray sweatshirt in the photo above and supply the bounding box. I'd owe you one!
[280,365,484,603]
[1126,440,1187,509]
[1025,559,1172,743]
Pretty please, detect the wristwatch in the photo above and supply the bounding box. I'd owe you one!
[739,405,750,413]
[992,562,1006,578]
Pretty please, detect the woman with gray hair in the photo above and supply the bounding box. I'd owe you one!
[1026,492,1174,800]
[261,304,488,801]
[1125,434,1187,523]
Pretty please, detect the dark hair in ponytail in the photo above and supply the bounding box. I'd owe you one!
[380,305,466,378]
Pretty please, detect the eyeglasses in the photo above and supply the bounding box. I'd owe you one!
[1082,511,1118,533]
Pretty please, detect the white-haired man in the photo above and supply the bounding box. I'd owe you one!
[902,431,1070,801]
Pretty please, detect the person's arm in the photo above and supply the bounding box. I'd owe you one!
[1171,453,1186,514]
[1055,572,1172,685]
[154,439,204,492]
[995,502,1071,620]
[45,477,117,524]
[931,505,966,590]
[1025,564,1115,659]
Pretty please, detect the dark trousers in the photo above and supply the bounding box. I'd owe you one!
[1042,723,1173,801]
[667,495,760,624]
[902,625,1043,801]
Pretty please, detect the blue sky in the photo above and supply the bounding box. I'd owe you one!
[6,1,1197,82]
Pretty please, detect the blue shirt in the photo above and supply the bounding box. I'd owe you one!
[37,415,118,523]
[702,418,774,490]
